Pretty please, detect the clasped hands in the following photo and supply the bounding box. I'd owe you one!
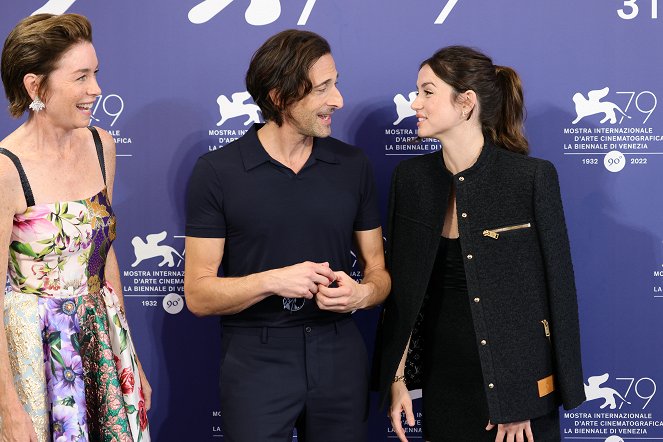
[270,261,367,312]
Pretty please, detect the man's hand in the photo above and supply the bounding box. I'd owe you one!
[268,261,336,299]
[316,271,371,312]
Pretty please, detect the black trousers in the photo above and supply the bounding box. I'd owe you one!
[219,318,369,442]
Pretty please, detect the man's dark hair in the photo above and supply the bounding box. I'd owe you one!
[246,29,331,126]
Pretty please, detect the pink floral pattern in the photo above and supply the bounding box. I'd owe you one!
[12,205,59,244]
[120,368,135,395]
[5,189,150,441]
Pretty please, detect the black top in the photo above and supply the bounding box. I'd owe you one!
[422,238,490,439]
[185,124,381,326]
[423,238,478,379]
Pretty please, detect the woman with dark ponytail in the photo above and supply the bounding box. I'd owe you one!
[373,46,585,441]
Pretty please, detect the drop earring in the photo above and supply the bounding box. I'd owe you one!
[29,97,45,112]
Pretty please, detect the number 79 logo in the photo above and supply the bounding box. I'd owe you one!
[188,0,318,25]
[32,0,460,26]
[188,0,461,26]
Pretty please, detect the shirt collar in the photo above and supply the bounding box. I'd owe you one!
[310,137,340,165]
[239,124,271,171]
[240,123,339,171]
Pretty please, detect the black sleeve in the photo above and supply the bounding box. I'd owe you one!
[385,162,400,269]
[533,160,586,410]
[185,157,227,238]
[353,153,382,232]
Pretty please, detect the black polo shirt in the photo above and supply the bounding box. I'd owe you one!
[186,124,381,326]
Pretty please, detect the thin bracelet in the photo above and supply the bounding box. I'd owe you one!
[393,374,406,383]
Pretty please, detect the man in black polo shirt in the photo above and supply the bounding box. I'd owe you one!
[184,30,390,441]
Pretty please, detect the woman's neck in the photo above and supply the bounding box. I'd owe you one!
[439,130,485,175]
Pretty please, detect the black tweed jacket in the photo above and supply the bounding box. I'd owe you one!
[372,143,586,424]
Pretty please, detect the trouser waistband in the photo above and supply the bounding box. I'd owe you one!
[222,317,353,343]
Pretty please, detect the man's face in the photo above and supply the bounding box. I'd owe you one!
[285,53,343,138]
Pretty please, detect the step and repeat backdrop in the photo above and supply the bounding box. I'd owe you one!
[2,1,663,440]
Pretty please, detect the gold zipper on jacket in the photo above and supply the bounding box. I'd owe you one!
[482,223,532,240]
[541,319,551,342]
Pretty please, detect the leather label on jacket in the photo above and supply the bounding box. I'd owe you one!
[537,374,555,397]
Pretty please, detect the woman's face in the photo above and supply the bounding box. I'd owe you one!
[411,64,464,140]
[40,42,101,130]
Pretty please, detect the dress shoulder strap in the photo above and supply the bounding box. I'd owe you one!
[88,126,106,184]
[0,147,35,207]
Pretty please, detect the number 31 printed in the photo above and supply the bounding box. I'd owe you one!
[618,0,658,19]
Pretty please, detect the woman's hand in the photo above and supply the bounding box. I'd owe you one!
[486,420,533,442]
[136,359,152,411]
[0,407,38,442]
[389,380,414,442]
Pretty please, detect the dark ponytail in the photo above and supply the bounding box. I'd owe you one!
[491,65,528,154]
[421,46,528,155]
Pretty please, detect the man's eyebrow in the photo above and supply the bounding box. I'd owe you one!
[313,75,338,89]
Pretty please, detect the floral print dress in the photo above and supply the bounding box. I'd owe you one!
[1,143,149,441]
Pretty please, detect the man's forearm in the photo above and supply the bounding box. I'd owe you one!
[359,267,391,309]
[185,271,273,316]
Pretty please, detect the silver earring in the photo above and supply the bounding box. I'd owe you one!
[462,110,467,118]
[29,97,45,112]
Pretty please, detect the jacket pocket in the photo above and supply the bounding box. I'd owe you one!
[482,222,532,239]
